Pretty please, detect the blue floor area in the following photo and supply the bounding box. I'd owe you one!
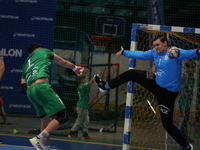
[0,134,122,150]
[0,145,35,150]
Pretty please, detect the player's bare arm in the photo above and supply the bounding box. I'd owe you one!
[116,46,124,57]
[52,54,84,75]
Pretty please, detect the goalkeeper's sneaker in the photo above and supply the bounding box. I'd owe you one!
[29,136,45,150]
[94,75,108,93]
[183,143,193,150]
[188,144,193,150]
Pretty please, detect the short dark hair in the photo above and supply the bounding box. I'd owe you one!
[153,35,169,46]
[28,43,42,54]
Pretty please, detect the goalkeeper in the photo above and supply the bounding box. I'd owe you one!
[94,35,199,150]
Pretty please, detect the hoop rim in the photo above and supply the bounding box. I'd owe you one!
[91,35,111,39]
[91,35,111,45]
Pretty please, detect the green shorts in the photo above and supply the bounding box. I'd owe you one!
[26,82,66,117]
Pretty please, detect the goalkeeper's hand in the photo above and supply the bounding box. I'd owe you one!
[116,46,124,57]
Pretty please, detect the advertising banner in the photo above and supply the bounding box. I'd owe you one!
[0,0,56,114]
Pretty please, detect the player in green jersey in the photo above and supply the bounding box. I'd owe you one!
[21,43,84,150]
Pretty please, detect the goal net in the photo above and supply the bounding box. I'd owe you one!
[50,63,120,135]
[123,24,200,150]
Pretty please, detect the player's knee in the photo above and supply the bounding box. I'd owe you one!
[55,109,69,125]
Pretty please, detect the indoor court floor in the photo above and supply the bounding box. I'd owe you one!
[0,134,122,150]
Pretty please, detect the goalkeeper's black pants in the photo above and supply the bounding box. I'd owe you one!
[107,69,189,148]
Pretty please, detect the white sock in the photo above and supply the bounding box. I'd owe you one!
[38,129,49,140]
[43,145,50,150]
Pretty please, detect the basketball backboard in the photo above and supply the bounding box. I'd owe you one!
[95,16,125,38]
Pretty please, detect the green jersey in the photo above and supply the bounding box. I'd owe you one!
[77,82,90,109]
[21,48,54,86]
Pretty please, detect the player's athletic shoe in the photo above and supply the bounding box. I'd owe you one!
[94,75,108,93]
[183,143,193,150]
[188,144,193,150]
[29,136,45,150]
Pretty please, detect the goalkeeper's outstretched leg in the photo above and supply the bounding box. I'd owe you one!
[94,69,193,150]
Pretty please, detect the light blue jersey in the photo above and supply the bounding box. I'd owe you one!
[123,48,198,92]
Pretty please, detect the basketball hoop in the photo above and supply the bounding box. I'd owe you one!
[92,35,111,54]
